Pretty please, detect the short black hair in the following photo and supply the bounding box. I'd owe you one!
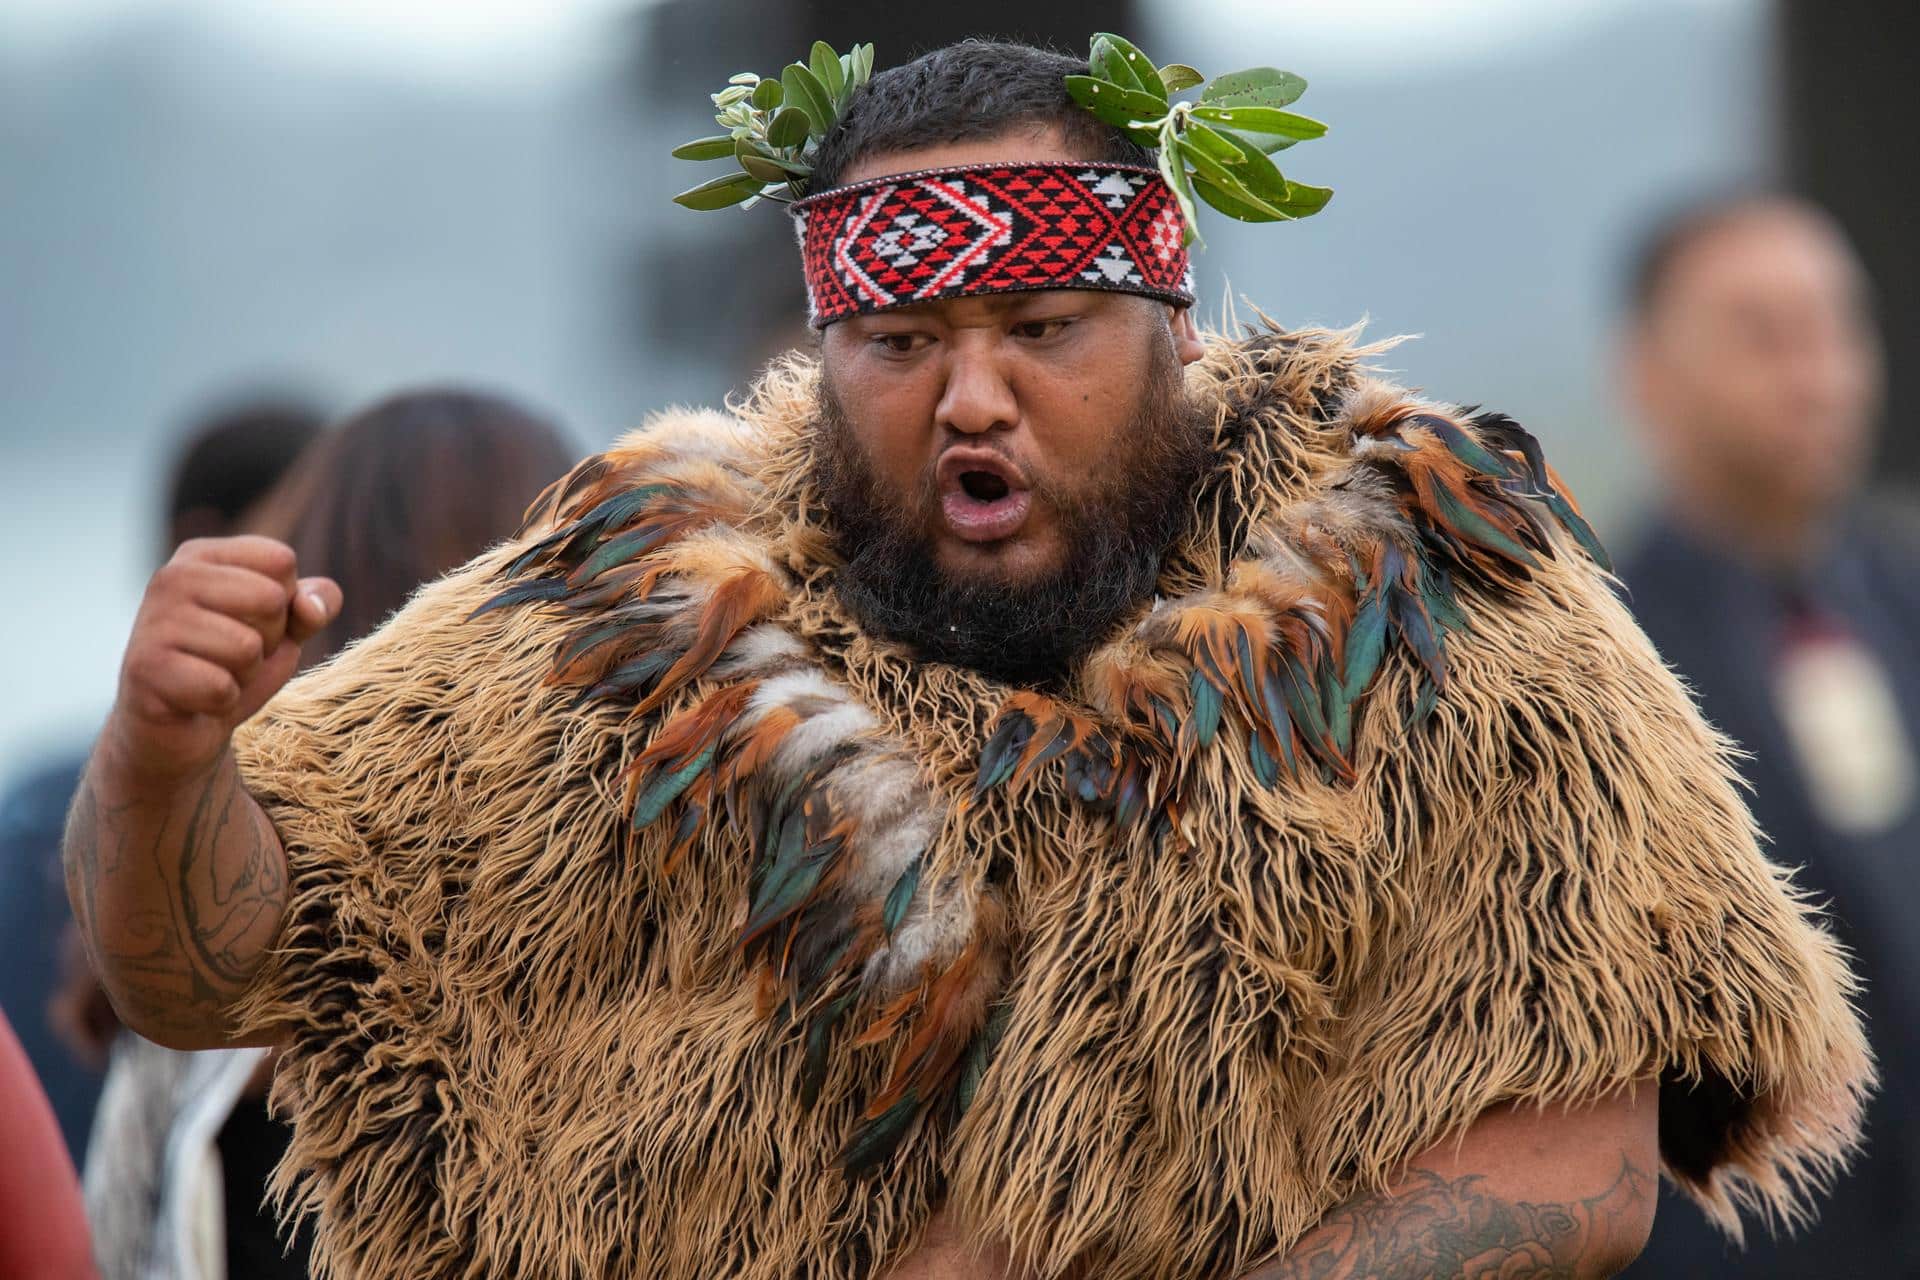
[809,39,1153,193]
[1620,186,1786,319]
[165,397,326,542]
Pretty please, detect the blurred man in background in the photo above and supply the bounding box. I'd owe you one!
[0,397,324,1162]
[1617,194,1920,1278]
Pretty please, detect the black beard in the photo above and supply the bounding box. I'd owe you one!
[810,339,1207,687]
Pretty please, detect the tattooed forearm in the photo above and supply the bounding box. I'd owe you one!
[62,779,104,951]
[62,750,287,1044]
[176,763,286,986]
[1248,1160,1653,1280]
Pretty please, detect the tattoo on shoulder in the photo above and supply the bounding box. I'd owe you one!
[175,764,286,988]
[1252,1160,1653,1280]
[63,775,127,955]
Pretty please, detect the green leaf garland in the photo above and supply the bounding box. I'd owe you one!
[1062,35,1332,246]
[671,40,877,210]
[668,33,1332,244]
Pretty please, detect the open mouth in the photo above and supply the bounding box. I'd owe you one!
[937,449,1032,544]
[959,469,1011,502]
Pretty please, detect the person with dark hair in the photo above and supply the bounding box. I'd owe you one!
[1615,193,1920,1279]
[78,388,575,1280]
[64,37,1870,1280]
[244,387,581,665]
[163,400,331,551]
[0,396,323,1168]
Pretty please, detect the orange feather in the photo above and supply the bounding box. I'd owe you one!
[635,567,785,715]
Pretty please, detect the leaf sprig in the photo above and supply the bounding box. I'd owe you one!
[1067,32,1331,248]
[671,40,876,211]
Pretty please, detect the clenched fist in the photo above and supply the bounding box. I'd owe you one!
[106,536,341,788]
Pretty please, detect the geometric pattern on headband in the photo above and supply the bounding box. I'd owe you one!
[790,162,1196,326]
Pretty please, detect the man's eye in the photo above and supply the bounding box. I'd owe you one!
[1013,319,1073,341]
[872,333,928,355]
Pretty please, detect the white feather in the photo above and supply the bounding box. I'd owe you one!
[748,669,878,771]
[846,804,938,900]
[713,624,807,678]
[862,879,975,992]
[775,702,878,773]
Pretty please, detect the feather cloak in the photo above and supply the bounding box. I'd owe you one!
[230,326,1871,1280]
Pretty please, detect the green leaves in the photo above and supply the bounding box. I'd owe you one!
[1177,124,1291,223]
[1064,75,1171,129]
[670,135,736,162]
[668,30,1335,239]
[1270,181,1334,218]
[674,171,765,211]
[780,62,833,135]
[1156,119,1204,251]
[1158,63,1204,93]
[766,107,811,149]
[1063,33,1333,245]
[670,39,877,210]
[1092,32,1164,99]
[810,40,845,100]
[734,136,808,183]
[1188,103,1326,141]
[1200,67,1307,109]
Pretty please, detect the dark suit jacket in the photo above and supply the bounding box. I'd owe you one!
[1621,509,1920,1278]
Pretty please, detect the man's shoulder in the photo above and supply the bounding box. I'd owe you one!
[1146,363,1627,796]
[1859,491,1920,569]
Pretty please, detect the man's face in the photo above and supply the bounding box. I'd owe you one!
[810,129,1209,682]
[1630,203,1883,521]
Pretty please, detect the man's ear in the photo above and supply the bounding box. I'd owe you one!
[1169,305,1206,366]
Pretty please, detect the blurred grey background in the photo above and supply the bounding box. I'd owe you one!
[0,0,1907,780]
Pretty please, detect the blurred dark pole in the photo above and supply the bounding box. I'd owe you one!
[631,0,1138,367]
[1780,0,1920,487]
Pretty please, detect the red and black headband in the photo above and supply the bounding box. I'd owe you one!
[790,161,1197,327]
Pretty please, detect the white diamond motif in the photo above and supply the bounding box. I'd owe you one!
[869,215,949,270]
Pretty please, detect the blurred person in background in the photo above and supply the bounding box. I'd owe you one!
[1616,193,1920,1278]
[80,388,575,1280]
[0,1009,97,1278]
[0,397,324,1163]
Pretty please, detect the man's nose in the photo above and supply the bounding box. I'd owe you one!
[934,347,1018,436]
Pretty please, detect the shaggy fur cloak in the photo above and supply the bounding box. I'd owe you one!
[232,327,1870,1280]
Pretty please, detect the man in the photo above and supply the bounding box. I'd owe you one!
[64,40,1870,1280]
[1618,194,1920,1278]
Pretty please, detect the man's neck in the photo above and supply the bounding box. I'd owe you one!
[1666,491,1840,577]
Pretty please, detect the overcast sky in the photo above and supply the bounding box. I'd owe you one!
[2,0,1752,81]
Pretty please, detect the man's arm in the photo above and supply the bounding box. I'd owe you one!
[1247,1085,1658,1280]
[63,536,340,1050]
